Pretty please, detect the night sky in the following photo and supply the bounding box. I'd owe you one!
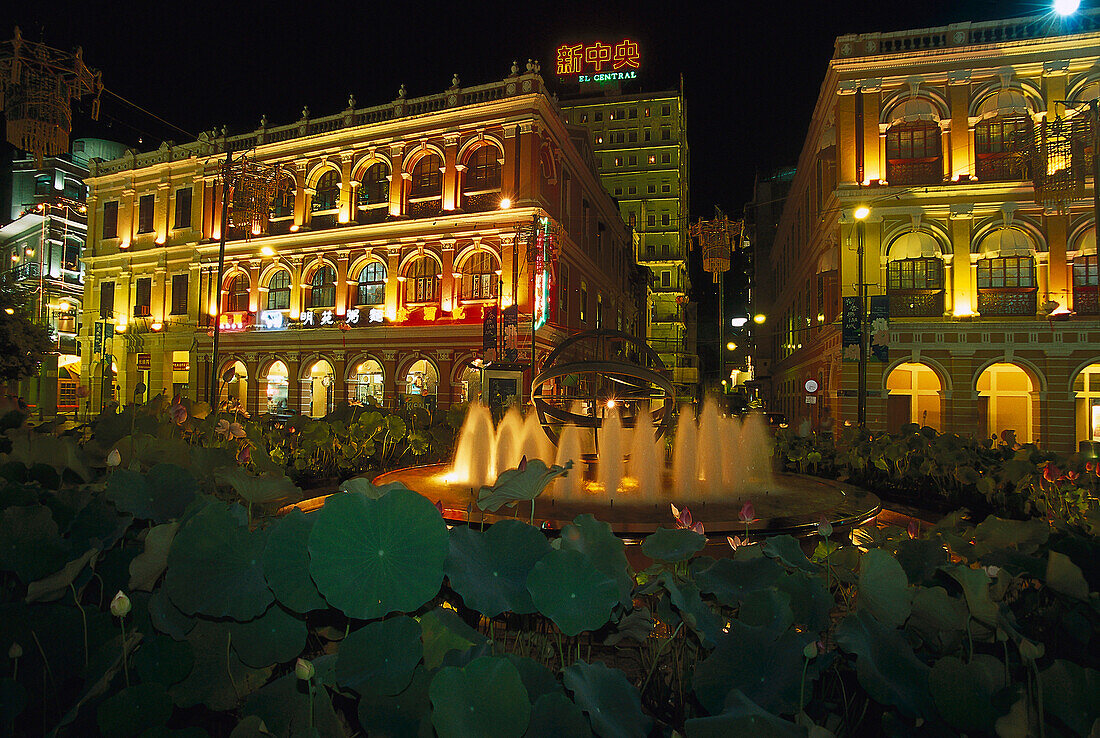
[4,0,1070,379]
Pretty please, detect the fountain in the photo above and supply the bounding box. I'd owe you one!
[372,330,880,539]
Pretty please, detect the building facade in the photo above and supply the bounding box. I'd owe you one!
[758,11,1100,450]
[0,138,126,415]
[80,69,644,418]
[558,86,697,395]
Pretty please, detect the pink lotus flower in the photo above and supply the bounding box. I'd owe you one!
[1087,461,1099,476]
[106,448,121,467]
[518,455,528,471]
[739,501,757,524]
[215,419,230,437]
[908,519,920,539]
[1043,464,1060,484]
[727,535,746,550]
[1065,470,1080,484]
[817,516,833,538]
[235,444,251,464]
[168,403,188,425]
[229,422,246,438]
[670,504,703,534]
[435,500,444,515]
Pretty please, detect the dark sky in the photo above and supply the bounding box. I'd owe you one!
[13,0,1059,215]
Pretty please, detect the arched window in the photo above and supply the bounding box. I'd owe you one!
[463,145,502,206]
[308,265,337,309]
[886,121,942,185]
[352,359,384,405]
[227,274,250,312]
[358,163,389,207]
[888,258,944,317]
[460,252,499,300]
[357,262,386,305]
[311,171,339,212]
[406,257,439,303]
[1072,228,1097,315]
[976,116,1031,182]
[977,255,1036,316]
[266,270,291,310]
[410,154,442,199]
[271,176,295,219]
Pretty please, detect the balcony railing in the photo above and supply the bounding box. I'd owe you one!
[977,288,1037,317]
[1074,286,1098,315]
[976,154,1029,182]
[888,289,944,318]
[887,159,943,186]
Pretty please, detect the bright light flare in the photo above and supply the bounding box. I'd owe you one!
[499,197,512,209]
[1054,0,1080,15]
[853,206,870,220]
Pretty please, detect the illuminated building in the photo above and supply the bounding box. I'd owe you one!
[80,66,644,417]
[558,73,696,396]
[758,10,1100,449]
[0,138,125,415]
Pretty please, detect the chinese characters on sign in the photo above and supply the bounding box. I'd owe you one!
[532,217,554,331]
[556,39,640,83]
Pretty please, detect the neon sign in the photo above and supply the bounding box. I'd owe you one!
[556,39,640,83]
[219,312,253,332]
[533,217,553,331]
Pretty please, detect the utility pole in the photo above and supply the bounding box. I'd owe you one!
[207,143,232,409]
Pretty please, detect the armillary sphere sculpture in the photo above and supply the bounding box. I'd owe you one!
[531,329,676,445]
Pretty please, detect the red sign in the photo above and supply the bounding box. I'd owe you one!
[137,354,151,370]
[218,312,253,332]
[173,361,189,372]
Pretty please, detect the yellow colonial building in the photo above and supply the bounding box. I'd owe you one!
[758,10,1100,451]
[80,65,645,418]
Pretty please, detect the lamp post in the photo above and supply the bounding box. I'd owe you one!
[853,205,870,427]
[207,145,233,410]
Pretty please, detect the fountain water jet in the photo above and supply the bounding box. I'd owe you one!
[597,408,623,501]
[627,410,662,502]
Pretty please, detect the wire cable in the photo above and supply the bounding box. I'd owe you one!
[102,87,197,141]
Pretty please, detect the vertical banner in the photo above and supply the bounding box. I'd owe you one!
[869,295,889,363]
[483,306,497,350]
[93,322,104,354]
[842,296,861,360]
[502,305,519,361]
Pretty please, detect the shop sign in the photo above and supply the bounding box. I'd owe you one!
[137,353,151,370]
[532,217,554,331]
[555,39,640,83]
[173,361,189,372]
[219,312,253,332]
[299,308,385,328]
[259,310,285,330]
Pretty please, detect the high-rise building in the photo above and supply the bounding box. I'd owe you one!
[559,85,697,396]
[80,69,646,418]
[757,10,1100,450]
[0,137,125,415]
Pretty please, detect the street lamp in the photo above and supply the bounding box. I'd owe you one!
[1053,0,1080,15]
[753,313,766,324]
[854,205,870,427]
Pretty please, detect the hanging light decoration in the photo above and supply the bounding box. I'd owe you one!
[221,156,287,238]
[1029,112,1092,212]
[0,27,103,166]
[690,208,739,283]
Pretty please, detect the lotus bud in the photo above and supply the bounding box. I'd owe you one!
[106,448,121,467]
[802,641,818,659]
[110,590,131,617]
[8,642,22,659]
[817,517,833,538]
[295,657,316,681]
[739,501,755,523]
[1018,639,1045,662]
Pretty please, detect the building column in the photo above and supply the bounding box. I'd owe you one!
[861,88,882,183]
[333,351,347,410]
[516,123,538,204]
[339,153,354,224]
[382,350,398,409]
[201,178,216,241]
[289,257,303,320]
[244,354,260,417]
[500,235,516,309]
[836,89,858,186]
[440,240,456,313]
[950,208,974,315]
[442,134,460,211]
[153,265,167,324]
[385,247,401,320]
[157,182,170,243]
[502,127,518,202]
[1045,213,1070,311]
[286,354,301,414]
[248,260,261,313]
[435,350,453,411]
[293,164,308,231]
[389,144,405,217]
[948,73,972,180]
[121,187,136,246]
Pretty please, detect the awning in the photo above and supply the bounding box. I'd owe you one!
[977,89,1030,119]
[981,228,1032,257]
[1076,227,1096,256]
[889,231,940,260]
[888,98,939,127]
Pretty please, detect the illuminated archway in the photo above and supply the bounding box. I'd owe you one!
[885,362,943,431]
[1073,363,1100,443]
[977,363,1035,443]
[458,361,482,404]
[350,359,385,406]
[303,359,335,418]
[404,358,439,411]
[219,359,248,411]
[264,360,290,416]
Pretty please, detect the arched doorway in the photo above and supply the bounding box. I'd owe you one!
[220,360,248,411]
[458,362,482,404]
[977,363,1035,444]
[303,360,335,418]
[403,358,438,413]
[885,362,943,431]
[350,359,384,406]
[1073,363,1100,443]
[264,361,290,416]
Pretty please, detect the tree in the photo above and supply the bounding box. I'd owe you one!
[0,273,52,384]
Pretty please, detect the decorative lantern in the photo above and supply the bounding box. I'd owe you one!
[222,157,287,238]
[0,28,103,166]
[1030,113,1092,212]
[690,208,740,283]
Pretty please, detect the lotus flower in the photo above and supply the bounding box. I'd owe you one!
[739,501,757,524]
[110,591,131,617]
[1043,464,1060,484]
[727,535,746,550]
[295,658,315,681]
[8,642,22,659]
[168,402,188,425]
[1087,461,1098,476]
[671,504,703,534]
[235,444,251,464]
[106,448,121,467]
[817,516,833,538]
[229,422,246,438]
[908,519,920,539]
[215,418,231,437]
[1065,470,1080,483]
[435,500,444,515]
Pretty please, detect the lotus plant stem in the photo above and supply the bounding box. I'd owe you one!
[71,584,88,669]
[226,633,239,700]
[1032,660,1046,738]
[30,630,54,691]
[640,622,683,694]
[119,619,130,687]
[308,678,315,731]
[798,655,811,714]
[556,632,565,671]
[530,498,535,525]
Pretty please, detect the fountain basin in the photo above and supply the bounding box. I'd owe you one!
[370,463,881,540]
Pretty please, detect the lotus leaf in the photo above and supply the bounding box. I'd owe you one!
[216,468,301,505]
[890,539,949,585]
[477,459,572,513]
[762,535,818,573]
[409,429,431,455]
[97,682,173,737]
[338,477,414,499]
[3,432,90,481]
[604,607,654,646]
[430,656,530,738]
[25,548,97,603]
[148,587,195,640]
[695,556,784,607]
[527,549,619,636]
[129,522,179,592]
[107,464,198,523]
[564,660,650,738]
[241,671,345,738]
[229,605,307,669]
[641,527,706,562]
[445,520,552,617]
[1040,659,1100,736]
[928,655,1001,732]
[692,622,809,716]
[385,414,407,439]
[737,588,795,634]
[558,514,633,605]
[336,615,422,695]
[524,692,592,738]
[502,654,562,703]
[942,564,997,624]
[309,489,447,620]
[972,516,1049,556]
[169,620,272,711]
[358,663,434,738]
[133,634,194,686]
[0,504,68,582]
[834,610,933,719]
[165,503,273,620]
[658,572,722,646]
[858,548,911,628]
[260,509,327,613]
[774,570,833,635]
[67,498,133,552]
[684,689,805,738]
[420,606,487,669]
[228,715,272,738]
[907,586,968,652]
[1045,550,1090,601]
